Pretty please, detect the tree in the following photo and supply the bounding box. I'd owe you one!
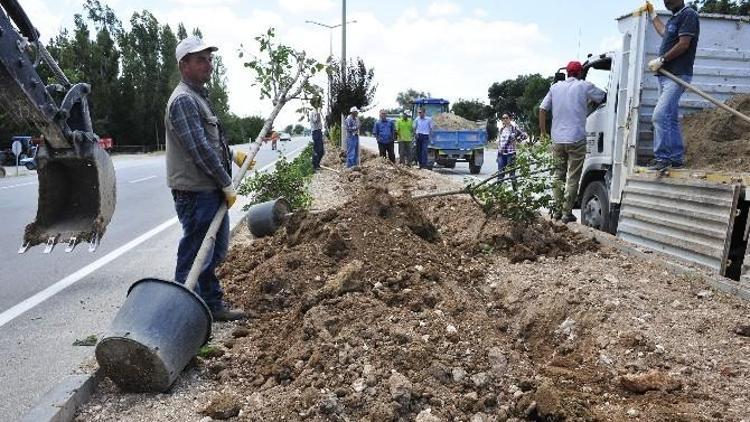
[241,28,325,145]
[176,23,188,40]
[692,0,750,14]
[207,55,231,125]
[488,74,551,136]
[396,89,429,110]
[360,116,376,135]
[293,124,304,135]
[327,58,377,127]
[224,114,264,145]
[284,124,294,134]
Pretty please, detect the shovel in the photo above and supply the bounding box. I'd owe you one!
[658,68,750,124]
[95,138,264,393]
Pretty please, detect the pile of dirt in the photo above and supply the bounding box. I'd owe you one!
[432,113,485,131]
[683,94,750,172]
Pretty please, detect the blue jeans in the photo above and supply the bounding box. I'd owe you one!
[312,130,324,169]
[172,190,229,311]
[416,134,429,168]
[652,74,690,163]
[497,153,516,181]
[346,135,359,168]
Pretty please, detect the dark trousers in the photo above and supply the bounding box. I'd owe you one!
[378,141,396,163]
[172,189,229,312]
[497,153,517,189]
[312,129,324,169]
[398,141,413,165]
[416,134,430,168]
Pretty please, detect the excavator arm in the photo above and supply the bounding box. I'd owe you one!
[0,0,116,253]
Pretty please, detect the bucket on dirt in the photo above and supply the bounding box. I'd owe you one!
[95,278,212,392]
[246,197,291,237]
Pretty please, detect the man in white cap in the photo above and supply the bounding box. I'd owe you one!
[165,36,248,321]
[345,106,360,168]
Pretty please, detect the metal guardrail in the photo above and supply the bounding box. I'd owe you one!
[617,175,741,275]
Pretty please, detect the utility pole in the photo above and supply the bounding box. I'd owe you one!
[341,0,347,150]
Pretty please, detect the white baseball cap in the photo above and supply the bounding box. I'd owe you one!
[350,106,359,113]
[175,36,218,63]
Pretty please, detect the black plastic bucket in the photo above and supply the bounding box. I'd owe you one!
[95,278,212,392]
[246,198,291,238]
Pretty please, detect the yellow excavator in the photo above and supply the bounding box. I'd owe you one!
[0,0,115,253]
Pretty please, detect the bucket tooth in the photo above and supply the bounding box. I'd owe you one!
[65,236,78,253]
[43,235,58,254]
[88,234,99,253]
[18,242,30,254]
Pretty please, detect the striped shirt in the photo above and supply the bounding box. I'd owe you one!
[168,85,232,188]
[498,124,527,155]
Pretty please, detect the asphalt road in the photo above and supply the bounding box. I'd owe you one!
[0,137,310,420]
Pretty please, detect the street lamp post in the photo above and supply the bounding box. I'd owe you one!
[304,15,357,149]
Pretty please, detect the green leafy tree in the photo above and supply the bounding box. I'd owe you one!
[452,99,498,140]
[241,28,324,143]
[692,0,749,14]
[238,144,314,210]
[224,115,264,145]
[284,124,294,134]
[176,23,188,40]
[396,88,429,110]
[360,116,376,135]
[327,58,377,127]
[293,124,304,135]
[488,74,551,136]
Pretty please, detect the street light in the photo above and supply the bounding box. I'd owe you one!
[305,15,357,148]
[304,19,357,59]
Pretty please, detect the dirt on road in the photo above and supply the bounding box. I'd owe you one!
[76,150,750,422]
[684,94,750,172]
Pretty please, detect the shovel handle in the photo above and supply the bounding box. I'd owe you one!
[184,139,264,292]
[658,68,750,125]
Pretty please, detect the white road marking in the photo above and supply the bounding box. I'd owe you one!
[0,143,310,328]
[0,217,178,328]
[0,181,37,191]
[129,175,157,184]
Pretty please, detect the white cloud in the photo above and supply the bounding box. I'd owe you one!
[427,1,461,17]
[166,0,239,5]
[277,0,335,14]
[473,8,488,18]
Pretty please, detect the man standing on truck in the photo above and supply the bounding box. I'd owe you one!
[345,106,360,168]
[413,107,434,170]
[373,109,396,163]
[165,36,248,321]
[646,0,700,170]
[396,110,414,166]
[539,61,606,223]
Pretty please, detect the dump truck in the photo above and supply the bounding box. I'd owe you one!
[411,98,488,174]
[571,9,750,281]
[0,0,115,253]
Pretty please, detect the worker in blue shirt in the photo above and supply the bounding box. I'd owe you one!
[345,107,360,168]
[372,109,396,163]
[412,107,434,169]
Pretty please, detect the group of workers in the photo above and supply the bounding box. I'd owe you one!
[343,106,436,169]
[161,0,697,321]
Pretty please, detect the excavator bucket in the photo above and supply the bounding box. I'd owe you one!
[0,0,117,253]
[22,146,116,253]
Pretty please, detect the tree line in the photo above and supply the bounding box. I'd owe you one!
[0,0,263,149]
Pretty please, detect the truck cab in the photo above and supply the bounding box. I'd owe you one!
[574,10,750,281]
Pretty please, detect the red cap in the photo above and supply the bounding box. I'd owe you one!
[566,61,583,76]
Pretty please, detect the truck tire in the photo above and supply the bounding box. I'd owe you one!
[443,160,456,169]
[581,180,614,234]
[0,166,5,178]
[469,162,481,174]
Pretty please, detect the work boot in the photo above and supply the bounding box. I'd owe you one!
[647,160,670,171]
[561,213,577,224]
[670,160,684,169]
[212,305,248,322]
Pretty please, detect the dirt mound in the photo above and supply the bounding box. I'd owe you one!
[213,170,599,420]
[432,113,485,131]
[684,94,750,172]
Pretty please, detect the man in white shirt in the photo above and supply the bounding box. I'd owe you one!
[539,61,606,223]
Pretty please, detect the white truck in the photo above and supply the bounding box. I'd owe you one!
[573,10,750,281]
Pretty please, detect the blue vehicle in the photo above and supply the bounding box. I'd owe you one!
[411,98,487,174]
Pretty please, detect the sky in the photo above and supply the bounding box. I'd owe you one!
[23,0,657,128]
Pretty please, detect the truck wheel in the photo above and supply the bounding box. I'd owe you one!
[0,167,5,178]
[469,162,481,174]
[581,181,613,234]
[443,160,456,169]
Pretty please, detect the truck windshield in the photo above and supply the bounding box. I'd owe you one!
[419,103,447,117]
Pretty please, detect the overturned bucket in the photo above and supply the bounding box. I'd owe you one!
[95,278,211,392]
[246,197,291,238]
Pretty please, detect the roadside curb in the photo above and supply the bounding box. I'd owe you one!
[21,370,103,422]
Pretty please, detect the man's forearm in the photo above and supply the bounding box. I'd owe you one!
[539,109,548,136]
[652,16,665,36]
